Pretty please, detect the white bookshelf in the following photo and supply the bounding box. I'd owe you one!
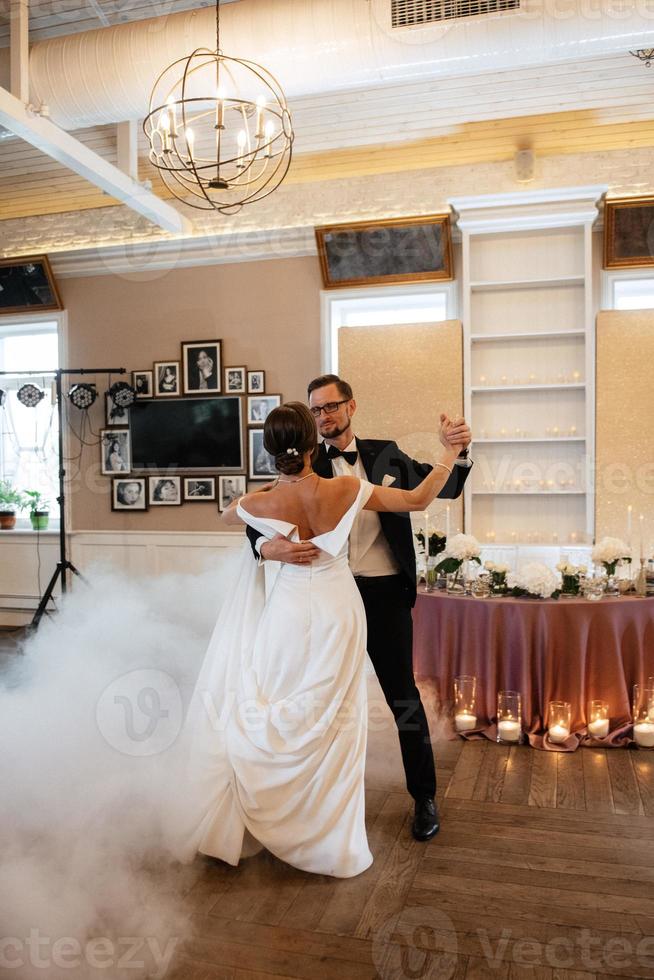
[449,187,606,550]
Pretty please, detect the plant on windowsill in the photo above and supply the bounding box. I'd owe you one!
[0,480,26,530]
[24,490,50,531]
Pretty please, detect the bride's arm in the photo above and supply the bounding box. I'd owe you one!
[364,444,460,512]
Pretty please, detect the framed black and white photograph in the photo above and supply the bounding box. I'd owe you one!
[182,340,222,395]
[247,394,281,425]
[247,370,265,394]
[249,428,277,480]
[132,370,153,399]
[101,428,131,475]
[111,477,147,512]
[154,361,180,398]
[218,474,246,510]
[225,366,246,394]
[105,391,130,426]
[0,255,63,316]
[184,477,217,502]
[148,476,182,506]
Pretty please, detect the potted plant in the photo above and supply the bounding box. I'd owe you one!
[0,479,26,530]
[24,489,50,531]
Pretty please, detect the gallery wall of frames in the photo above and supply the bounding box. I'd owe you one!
[101,337,281,516]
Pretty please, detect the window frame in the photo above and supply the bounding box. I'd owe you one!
[320,281,458,374]
[602,269,654,310]
[0,309,67,531]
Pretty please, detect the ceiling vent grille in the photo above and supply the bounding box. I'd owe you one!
[391,0,519,27]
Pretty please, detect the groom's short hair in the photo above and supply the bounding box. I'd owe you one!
[307,374,353,401]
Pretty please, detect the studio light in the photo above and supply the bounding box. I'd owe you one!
[107,381,136,408]
[68,383,98,410]
[17,383,45,408]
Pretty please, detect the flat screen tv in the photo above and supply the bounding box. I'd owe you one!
[130,396,244,472]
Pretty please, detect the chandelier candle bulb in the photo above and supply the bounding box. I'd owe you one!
[185,127,195,160]
[255,96,266,139]
[264,119,274,157]
[166,97,178,137]
[216,87,225,129]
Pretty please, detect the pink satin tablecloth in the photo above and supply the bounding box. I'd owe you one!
[413,589,654,750]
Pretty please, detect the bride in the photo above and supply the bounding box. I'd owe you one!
[170,402,462,878]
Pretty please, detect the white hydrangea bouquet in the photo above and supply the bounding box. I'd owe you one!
[436,533,482,588]
[508,562,561,600]
[591,537,631,578]
[484,560,511,595]
[556,560,587,596]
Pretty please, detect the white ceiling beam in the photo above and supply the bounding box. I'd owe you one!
[9,0,29,103]
[116,120,139,180]
[0,84,192,235]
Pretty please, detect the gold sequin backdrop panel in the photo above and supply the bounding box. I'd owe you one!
[596,310,654,550]
[338,320,464,533]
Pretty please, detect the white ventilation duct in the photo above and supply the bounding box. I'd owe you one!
[1,0,653,130]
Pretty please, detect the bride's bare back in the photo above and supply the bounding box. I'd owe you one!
[240,474,361,541]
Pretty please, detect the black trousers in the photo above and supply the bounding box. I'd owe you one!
[355,574,436,801]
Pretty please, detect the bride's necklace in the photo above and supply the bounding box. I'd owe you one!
[277,471,315,485]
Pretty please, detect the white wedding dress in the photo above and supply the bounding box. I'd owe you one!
[169,478,374,878]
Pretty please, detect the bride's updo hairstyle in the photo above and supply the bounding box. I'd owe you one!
[264,401,317,476]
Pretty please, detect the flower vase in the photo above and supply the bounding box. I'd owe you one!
[490,572,508,596]
[561,574,580,596]
[446,564,465,595]
[425,557,438,593]
[604,574,619,597]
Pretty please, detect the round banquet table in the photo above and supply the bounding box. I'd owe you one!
[412,588,654,750]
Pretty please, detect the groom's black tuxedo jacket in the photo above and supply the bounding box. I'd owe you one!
[246,438,471,606]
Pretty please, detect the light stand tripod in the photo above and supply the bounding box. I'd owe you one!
[0,366,126,629]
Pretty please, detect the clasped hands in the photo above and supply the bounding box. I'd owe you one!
[439,413,471,454]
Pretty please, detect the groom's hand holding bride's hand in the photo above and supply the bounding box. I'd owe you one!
[439,413,471,452]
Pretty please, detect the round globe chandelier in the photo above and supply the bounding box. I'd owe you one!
[143,0,294,214]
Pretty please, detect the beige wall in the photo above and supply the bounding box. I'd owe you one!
[60,255,322,531]
[338,320,465,534]
[596,310,654,553]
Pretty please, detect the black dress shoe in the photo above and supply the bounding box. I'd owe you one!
[412,797,440,841]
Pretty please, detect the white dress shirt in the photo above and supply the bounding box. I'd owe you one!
[328,438,400,577]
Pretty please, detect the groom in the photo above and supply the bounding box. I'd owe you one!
[246,374,472,841]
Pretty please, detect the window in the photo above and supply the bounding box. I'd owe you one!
[609,275,654,310]
[323,284,455,372]
[0,320,60,525]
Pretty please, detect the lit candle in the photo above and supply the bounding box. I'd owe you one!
[627,505,633,549]
[166,96,178,137]
[446,505,451,538]
[216,86,226,130]
[264,119,274,157]
[633,722,654,747]
[588,718,609,738]
[640,514,645,561]
[255,95,266,139]
[552,426,559,437]
[498,719,521,743]
[185,126,195,161]
[569,425,577,436]
[160,109,171,152]
[236,128,247,169]
[549,723,570,744]
[455,711,477,732]
[423,512,429,554]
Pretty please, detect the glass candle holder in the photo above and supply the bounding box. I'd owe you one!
[454,675,477,732]
[583,576,604,602]
[471,575,491,598]
[587,700,609,738]
[548,701,572,743]
[497,691,522,743]
[633,684,654,747]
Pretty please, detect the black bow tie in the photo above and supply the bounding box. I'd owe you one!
[326,445,358,465]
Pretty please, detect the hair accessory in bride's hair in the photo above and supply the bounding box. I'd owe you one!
[286,447,299,456]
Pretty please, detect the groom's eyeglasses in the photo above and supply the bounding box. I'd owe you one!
[310,399,349,418]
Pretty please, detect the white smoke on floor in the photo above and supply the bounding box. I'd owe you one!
[0,552,242,980]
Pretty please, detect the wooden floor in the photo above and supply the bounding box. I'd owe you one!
[166,676,654,980]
